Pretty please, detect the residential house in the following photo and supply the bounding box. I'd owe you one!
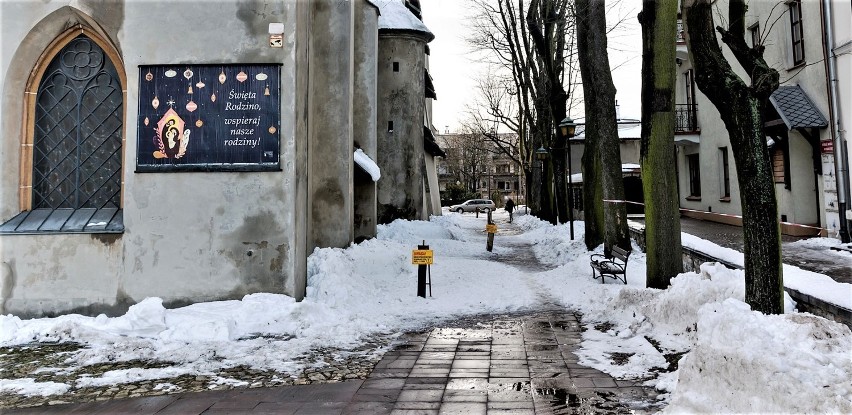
[676,0,850,238]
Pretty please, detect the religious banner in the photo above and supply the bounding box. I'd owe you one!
[136,64,281,172]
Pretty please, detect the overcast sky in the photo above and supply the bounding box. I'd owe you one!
[422,0,643,134]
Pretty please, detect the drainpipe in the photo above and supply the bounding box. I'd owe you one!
[821,0,850,242]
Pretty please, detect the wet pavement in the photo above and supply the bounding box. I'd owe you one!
[675,217,852,284]
[7,311,660,414]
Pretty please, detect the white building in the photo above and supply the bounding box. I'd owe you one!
[676,0,850,238]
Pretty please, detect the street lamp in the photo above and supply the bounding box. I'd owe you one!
[559,117,577,240]
[535,146,548,161]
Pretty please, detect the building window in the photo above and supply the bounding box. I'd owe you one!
[789,0,805,65]
[393,62,399,72]
[387,121,394,133]
[719,147,731,199]
[1,32,125,234]
[687,153,701,198]
[749,23,760,48]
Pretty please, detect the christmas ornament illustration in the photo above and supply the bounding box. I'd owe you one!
[186,100,197,112]
[188,85,193,94]
[268,126,277,134]
[219,70,226,84]
[144,117,149,126]
[195,80,205,89]
[264,85,270,96]
[236,71,248,82]
[145,70,153,81]
[195,119,203,128]
[164,69,177,78]
[210,93,216,102]
[256,73,268,81]
[183,68,193,79]
[152,96,160,109]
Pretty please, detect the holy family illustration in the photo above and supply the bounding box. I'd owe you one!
[153,108,190,159]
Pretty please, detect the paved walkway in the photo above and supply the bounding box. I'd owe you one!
[8,311,658,414]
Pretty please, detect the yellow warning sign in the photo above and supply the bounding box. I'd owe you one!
[486,224,497,234]
[412,249,434,265]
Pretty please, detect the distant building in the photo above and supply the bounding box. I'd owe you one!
[435,132,523,207]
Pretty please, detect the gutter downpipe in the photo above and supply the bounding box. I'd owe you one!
[822,0,850,242]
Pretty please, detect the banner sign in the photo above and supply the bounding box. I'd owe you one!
[486,224,497,234]
[136,64,281,172]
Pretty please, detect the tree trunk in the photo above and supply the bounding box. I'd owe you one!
[684,0,783,314]
[639,0,683,288]
[581,115,604,250]
[576,0,630,254]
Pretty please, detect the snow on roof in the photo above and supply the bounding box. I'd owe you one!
[574,119,641,140]
[568,163,641,184]
[354,149,381,182]
[374,0,434,41]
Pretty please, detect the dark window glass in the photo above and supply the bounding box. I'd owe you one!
[687,154,701,197]
[33,35,122,210]
[750,23,760,48]
[720,148,730,198]
[789,0,805,65]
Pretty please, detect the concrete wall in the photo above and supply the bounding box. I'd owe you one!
[376,34,426,223]
[0,0,308,316]
[307,0,355,250]
[353,0,379,240]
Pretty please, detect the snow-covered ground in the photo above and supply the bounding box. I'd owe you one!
[1,210,850,413]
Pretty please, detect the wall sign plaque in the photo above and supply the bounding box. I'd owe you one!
[136,64,281,172]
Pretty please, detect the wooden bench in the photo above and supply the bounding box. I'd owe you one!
[590,246,630,284]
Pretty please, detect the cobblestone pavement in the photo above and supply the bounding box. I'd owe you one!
[0,339,388,410]
[5,310,663,414]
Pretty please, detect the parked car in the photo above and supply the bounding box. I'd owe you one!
[449,199,496,213]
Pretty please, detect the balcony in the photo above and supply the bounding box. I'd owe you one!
[675,104,699,134]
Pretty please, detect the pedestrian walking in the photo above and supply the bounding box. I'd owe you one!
[505,198,515,223]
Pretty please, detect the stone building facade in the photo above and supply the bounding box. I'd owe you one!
[0,0,440,317]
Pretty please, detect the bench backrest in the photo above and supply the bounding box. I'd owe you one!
[612,246,630,261]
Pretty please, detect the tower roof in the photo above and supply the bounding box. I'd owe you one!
[374,0,434,42]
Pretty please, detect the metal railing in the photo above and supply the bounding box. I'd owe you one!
[675,104,699,133]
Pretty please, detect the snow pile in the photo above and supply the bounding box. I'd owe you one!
[0,379,70,397]
[667,299,852,414]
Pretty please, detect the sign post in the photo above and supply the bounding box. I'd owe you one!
[412,241,433,297]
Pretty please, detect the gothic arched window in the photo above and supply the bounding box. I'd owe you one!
[1,32,124,233]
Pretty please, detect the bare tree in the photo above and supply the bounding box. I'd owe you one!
[639,0,682,288]
[683,0,783,314]
[467,0,583,223]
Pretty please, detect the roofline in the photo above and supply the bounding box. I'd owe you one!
[379,28,434,42]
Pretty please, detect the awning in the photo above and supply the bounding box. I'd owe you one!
[425,69,436,99]
[423,127,446,157]
[768,86,828,130]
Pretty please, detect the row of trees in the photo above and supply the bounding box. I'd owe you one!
[463,0,784,314]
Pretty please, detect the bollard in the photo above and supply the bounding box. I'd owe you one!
[486,211,495,252]
[475,207,479,218]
